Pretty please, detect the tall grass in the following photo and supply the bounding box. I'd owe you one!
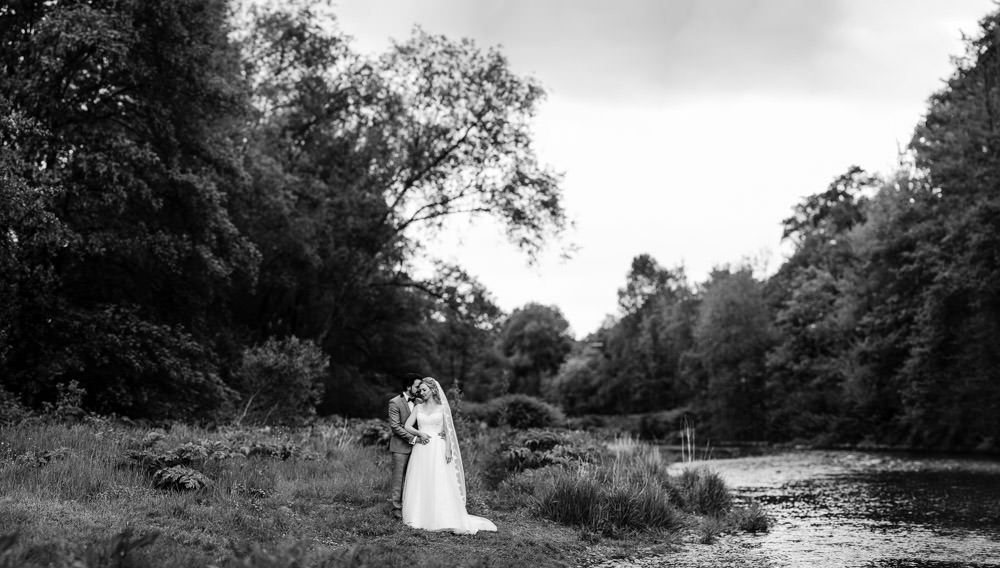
[676,467,732,516]
[533,436,744,538]
[533,442,683,536]
[0,420,396,566]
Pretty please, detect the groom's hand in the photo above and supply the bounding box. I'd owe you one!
[417,433,431,444]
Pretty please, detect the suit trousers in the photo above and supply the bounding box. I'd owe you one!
[389,451,410,511]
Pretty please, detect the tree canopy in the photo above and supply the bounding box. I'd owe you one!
[0,0,566,420]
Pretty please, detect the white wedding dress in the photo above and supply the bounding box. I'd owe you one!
[401,407,497,534]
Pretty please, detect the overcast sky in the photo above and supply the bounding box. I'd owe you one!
[334,0,996,338]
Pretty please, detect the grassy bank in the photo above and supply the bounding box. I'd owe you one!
[0,417,769,567]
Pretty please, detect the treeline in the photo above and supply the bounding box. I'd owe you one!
[3,1,999,452]
[0,0,565,422]
[545,15,1000,449]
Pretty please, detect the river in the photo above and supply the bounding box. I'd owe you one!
[611,450,1000,567]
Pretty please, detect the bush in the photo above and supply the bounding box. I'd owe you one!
[488,394,565,429]
[153,466,210,491]
[481,428,605,487]
[40,380,87,422]
[0,387,32,425]
[458,400,492,425]
[235,336,329,427]
[564,414,607,431]
[676,467,732,516]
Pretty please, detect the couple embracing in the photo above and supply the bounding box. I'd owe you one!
[387,374,497,534]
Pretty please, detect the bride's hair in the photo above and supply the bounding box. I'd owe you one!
[421,377,442,403]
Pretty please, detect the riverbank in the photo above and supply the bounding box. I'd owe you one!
[0,418,770,567]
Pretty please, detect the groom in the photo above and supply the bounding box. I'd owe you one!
[387,373,430,519]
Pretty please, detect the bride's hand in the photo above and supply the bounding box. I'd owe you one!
[445,452,453,463]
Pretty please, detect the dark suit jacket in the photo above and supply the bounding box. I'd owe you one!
[388,394,415,454]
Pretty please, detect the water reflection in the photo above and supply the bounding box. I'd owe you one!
[667,451,1000,567]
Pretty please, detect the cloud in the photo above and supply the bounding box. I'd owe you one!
[337,0,990,104]
[444,0,847,101]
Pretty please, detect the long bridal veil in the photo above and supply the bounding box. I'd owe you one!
[425,377,466,505]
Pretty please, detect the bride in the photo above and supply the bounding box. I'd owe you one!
[401,377,497,534]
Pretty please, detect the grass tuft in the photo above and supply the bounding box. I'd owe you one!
[534,447,684,536]
[728,500,773,533]
[696,515,726,544]
[677,467,732,516]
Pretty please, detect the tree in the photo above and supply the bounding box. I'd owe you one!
[0,0,258,418]
[229,6,568,414]
[499,303,574,396]
[764,168,874,442]
[765,266,858,441]
[236,336,329,426]
[896,11,1000,448]
[601,257,695,413]
[423,262,507,401]
[548,341,605,414]
[688,267,772,441]
[617,253,674,315]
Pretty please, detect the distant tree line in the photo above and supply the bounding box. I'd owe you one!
[544,15,1000,450]
[3,1,998,451]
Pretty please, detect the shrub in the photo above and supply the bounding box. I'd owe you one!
[125,438,313,475]
[564,414,607,431]
[676,467,732,516]
[0,387,32,425]
[482,428,605,486]
[14,447,71,467]
[458,400,492,425]
[153,466,210,491]
[39,380,87,421]
[489,394,564,429]
[235,336,329,427]
[637,412,674,441]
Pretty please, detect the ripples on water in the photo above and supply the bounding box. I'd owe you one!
[666,451,1000,568]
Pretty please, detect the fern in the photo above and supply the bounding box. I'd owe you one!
[139,430,166,448]
[14,447,71,467]
[153,466,210,491]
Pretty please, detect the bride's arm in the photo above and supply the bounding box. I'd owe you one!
[403,408,426,441]
[442,420,453,463]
